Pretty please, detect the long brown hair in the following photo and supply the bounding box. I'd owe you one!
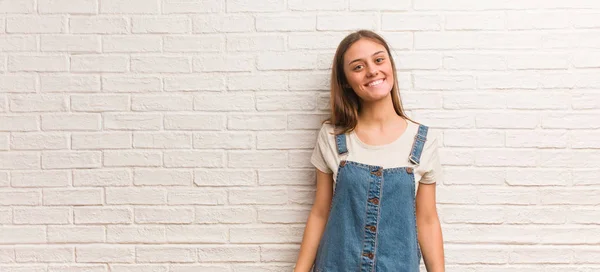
[324,30,415,135]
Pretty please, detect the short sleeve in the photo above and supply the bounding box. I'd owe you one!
[310,125,333,174]
[418,130,443,184]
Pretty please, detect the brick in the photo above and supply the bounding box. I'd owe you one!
[72,132,131,150]
[70,16,129,34]
[0,35,37,52]
[132,17,190,33]
[71,55,128,72]
[74,207,132,224]
[507,11,570,30]
[287,114,328,130]
[14,207,70,224]
[134,169,192,186]
[288,33,346,50]
[228,114,286,130]
[38,0,97,14]
[42,151,101,169]
[193,55,253,72]
[193,132,253,149]
[506,130,567,148]
[167,188,227,205]
[542,113,600,129]
[317,13,377,31]
[43,188,102,205]
[256,131,316,149]
[0,226,45,244]
[227,0,284,12]
[230,226,303,243]
[444,130,504,147]
[478,187,540,205]
[258,170,314,186]
[164,75,226,92]
[443,53,506,70]
[131,56,191,73]
[0,172,8,187]
[228,151,287,168]
[412,111,475,129]
[101,76,161,92]
[260,245,299,262]
[195,170,256,187]
[227,34,285,52]
[8,55,68,72]
[256,15,315,31]
[133,132,191,149]
[102,36,161,53]
[76,246,134,263]
[229,188,287,205]
[163,0,223,14]
[47,226,104,243]
[0,190,40,205]
[198,246,259,262]
[475,149,538,167]
[288,0,345,10]
[0,75,36,93]
[257,52,317,70]
[135,246,195,263]
[164,150,223,168]
[107,226,165,243]
[164,35,223,53]
[42,114,101,131]
[440,206,503,224]
[103,151,162,167]
[570,131,600,149]
[476,112,539,129]
[413,73,476,90]
[382,13,441,31]
[41,35,100,52]
[164,114,224,130]
[11,170,70,187]
[41,75,100,93]
[443,167,505,185]
[109,265,168,272]
[228,74,287,91]
[48,265,106,272]
[540,189,600,205]
[0,152,39,170]
[258,208,309,223]
[71,95,129,112]
[506,169,570,186]
[132,95,193,111]
[166,226,227,243]
[15,246,73,262]
[6,16,65,33]
[194,93,256,111]
[100,0,159,14]
[73,169,132,187]
[106,188,166,205]
[256,94,316,111]
[195,207,255,224]
[103,113,162,130]
[9,95,67,112]
[445,12,504,30]
[0,0,35,13]
[11,133,68,150]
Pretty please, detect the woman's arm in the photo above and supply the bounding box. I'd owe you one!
[416,182,445,272]
[294,169,334,272]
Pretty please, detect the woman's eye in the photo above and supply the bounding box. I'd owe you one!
[353,65,363,70]
[376,57,384,63]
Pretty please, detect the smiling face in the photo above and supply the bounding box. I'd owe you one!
[342,38,394,102]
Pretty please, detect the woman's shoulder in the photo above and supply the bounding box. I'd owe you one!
[408,119,441,148]
[317,122,337,143]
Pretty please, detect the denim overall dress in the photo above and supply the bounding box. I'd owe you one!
[312,124,429,272]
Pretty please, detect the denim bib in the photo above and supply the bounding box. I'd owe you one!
[312,124,429,272]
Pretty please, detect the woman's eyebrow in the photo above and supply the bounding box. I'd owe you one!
[348,50,385,66]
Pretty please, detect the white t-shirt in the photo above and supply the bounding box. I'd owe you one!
[310,119,442,192]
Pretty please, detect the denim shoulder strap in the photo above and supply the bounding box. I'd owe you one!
[335,132,348,156]
[409,124,429,165]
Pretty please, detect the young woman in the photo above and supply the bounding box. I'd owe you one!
[294,30,445,272]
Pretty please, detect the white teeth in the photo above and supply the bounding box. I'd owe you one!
[367,79,384,87]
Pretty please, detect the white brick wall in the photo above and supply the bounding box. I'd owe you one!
[0,0,599,271]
